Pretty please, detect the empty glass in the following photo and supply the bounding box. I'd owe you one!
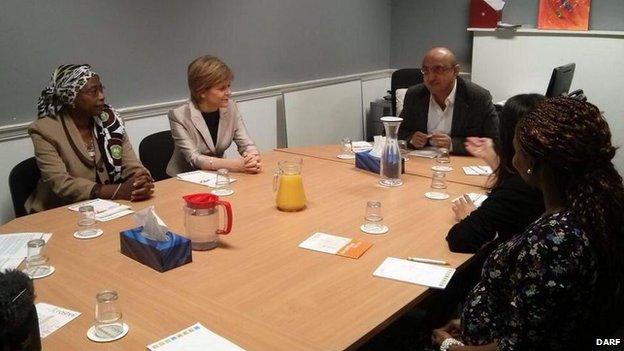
[360,201,388,234]
[76,205,100,238]
[398,140,410,160]
[211,168,233,196]
[338,138,355,159]
[94,290,124,339]
[23,239,52,278]
[425,171,450,200]
[433,147,452,172]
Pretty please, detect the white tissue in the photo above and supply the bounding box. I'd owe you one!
[369,135,386,158]
[485,0,505,11]
[134,206,169,241]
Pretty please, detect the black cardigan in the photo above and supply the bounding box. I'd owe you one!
[446,174,544,253]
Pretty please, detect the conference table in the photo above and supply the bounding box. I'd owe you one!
[0,147,491,350]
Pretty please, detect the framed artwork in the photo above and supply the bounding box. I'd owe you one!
[538,0,591,30]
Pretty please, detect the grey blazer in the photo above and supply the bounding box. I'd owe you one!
[166,100,257,176]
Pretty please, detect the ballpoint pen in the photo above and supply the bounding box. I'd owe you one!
[406,257,449,265]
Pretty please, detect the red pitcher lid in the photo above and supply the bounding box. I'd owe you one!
[183,193,219,209]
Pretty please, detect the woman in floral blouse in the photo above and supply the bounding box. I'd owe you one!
[432,97,624,351]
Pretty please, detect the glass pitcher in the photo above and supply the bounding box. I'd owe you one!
[379,116,403,187]
[183,193,233,250]
[273,158,307,211]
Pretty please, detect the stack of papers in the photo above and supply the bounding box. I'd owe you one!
[0,232,52,272]
[68,199,133,222]
[373,257,455,289]
[462,166,493,175]
[176,171,237,188]
[148,323,245,351]
[408,147,438,159]
[451,193,488,207]
[298,232,373,259]
[36,303,81,338]
[351,141,373,152]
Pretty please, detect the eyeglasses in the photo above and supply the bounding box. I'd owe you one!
[81,84,105,97]
[420,66,454,75]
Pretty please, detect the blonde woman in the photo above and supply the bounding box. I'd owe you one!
[166,56,261,176]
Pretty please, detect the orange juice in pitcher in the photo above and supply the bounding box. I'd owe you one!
[274,158,307,211]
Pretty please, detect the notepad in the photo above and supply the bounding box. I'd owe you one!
[408,147,438,159]
[147,323,245,351]
[373,257,455,289]
[451,193,488,208]
[462,165,493,176]
[36,303,81,339]
[298,232,373,259]
[68,199,133,222]
[0,232,52,272]
[176,170,237,188]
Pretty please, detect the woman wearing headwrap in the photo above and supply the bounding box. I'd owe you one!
[25,64,153,213]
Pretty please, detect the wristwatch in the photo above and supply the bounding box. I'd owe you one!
[440,337,464,351]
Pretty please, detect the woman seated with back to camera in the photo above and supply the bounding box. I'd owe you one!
[26,64,153,213]
[432,97,624,350]
[446,94,545,253]
[166,56,261,176]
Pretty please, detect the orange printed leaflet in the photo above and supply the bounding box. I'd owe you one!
[298,232,373,259]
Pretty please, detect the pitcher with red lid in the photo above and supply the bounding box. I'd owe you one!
[182,193,233,250]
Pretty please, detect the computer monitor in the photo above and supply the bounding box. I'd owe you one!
[546,63,575,97]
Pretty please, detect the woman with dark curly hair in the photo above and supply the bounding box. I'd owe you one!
[432,97,624,351]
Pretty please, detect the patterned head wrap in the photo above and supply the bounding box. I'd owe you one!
[39,64,127,183]
[37,64,96,119]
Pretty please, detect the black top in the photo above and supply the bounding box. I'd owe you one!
[445,174,544,253]
[397,76,499,155]
[201,110,220,147]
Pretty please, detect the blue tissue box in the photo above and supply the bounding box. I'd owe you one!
[120,227,192,272]
[355,151,405,174]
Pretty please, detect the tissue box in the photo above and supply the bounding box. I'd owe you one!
[120,227,192,272]
[355,151,405,174]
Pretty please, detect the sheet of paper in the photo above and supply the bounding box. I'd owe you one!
[373,257,455,289]
[408,147,438,159]
[451,193,488,208]
[176,170,237,188]
[0,257,24,272]
[298,232,372,259]
[36,302,81,339]
[68,199,134,221]
[147,323,245,351]
[462,165,493,176]
[0,232,52,259]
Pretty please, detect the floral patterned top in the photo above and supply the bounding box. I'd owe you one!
[460,211,597,350]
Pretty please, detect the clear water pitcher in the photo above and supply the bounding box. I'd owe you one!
[379,117,403,187]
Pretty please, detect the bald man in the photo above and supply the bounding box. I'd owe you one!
[398,48,499,155]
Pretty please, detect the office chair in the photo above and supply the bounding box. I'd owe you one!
[139,130,174,181]
[388,68,424,116]
[8,157,40,218]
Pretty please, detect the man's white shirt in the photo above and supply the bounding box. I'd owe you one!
[427,79,457,135]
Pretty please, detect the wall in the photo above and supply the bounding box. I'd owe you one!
[390,0,624,68]
[0,0,391,125]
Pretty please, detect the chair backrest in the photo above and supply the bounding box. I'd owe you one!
[139,130,174,181]
[390,68,424,116]
[9,157,40,218]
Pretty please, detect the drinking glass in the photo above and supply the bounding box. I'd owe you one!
[339,138,354,158]
[426,171,449,200]
[433,147,452,172]
[94,290,124,339]
[398,140,410,160]
[211,168,233,196]
[361,201,388,234]
[76,205,100,237]
[23,239,51,278]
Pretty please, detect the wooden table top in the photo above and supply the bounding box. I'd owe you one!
[275,144,493,188]
[1,151,481,350]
